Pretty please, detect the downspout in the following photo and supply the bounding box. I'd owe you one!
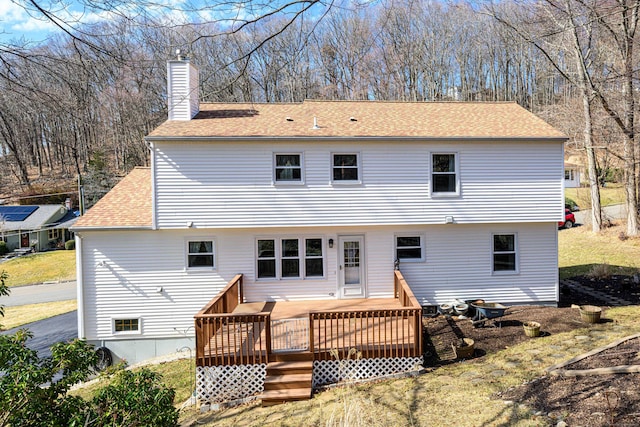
[75,233,85,338]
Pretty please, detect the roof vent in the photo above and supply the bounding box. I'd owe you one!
[350,117,357,122]
[312,117,320,130]
[286,117,294,122]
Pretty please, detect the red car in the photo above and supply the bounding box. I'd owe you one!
[559,208,575,229]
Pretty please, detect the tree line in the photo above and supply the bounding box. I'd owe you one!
[0,0,639,233]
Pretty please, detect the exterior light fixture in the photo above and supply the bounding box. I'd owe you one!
[328,239,334,248]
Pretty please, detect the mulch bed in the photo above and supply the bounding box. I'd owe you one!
[423,274,640,426]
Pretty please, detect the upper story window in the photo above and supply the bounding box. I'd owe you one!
[492,233,518,274]
[257,237,325,279]
[275,154,303,183]
[432,153,458,195]
[395,235,425,262]
[187,240,215,269]
[332,153,359,182]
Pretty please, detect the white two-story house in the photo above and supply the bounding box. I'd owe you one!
[73,58,566,405]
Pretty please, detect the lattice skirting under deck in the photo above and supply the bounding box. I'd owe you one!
[313,356,424,388]
[196,364,266,404]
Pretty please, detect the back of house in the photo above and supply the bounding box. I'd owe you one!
[72,57,567,366]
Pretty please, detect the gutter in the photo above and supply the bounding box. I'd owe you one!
[145,135,568,143]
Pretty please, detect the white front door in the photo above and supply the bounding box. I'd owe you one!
[338,235,365,299]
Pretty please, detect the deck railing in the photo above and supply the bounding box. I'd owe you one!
[309,270,423,361]
[195,271,423,367]
[195,274,272,366]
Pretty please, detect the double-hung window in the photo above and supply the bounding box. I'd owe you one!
[332,153,360,182]
[432,153,458,195]
[395,235,425,262]
[187,240,215,269]
[257,238,324,279]
[492,233,518,273]
[275,154,302,183]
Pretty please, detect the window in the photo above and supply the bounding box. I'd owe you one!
[493,234,517,273]
[187,240,215,268]
[305,238,324,277]
[48,229,60,240]
[332,153,359,182]
[432,153,458,194]
[395,235,425,262]
[275,154,302,182]
[114,318,139,333]
[257,237,324,279]
[565,169,575,180]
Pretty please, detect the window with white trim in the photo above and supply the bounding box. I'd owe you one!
[492,233,518,273]
[187,240,215,269]
[332,153,359,182]
[48,229,60,240]
[257,237,324,279]
[565,169,575,180]
[432,153,458,194]
[275,154,302,182]
[395,235,425,262]
[114,318,140,333]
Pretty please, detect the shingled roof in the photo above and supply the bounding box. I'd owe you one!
[73,167,152,229]
[147,100,566,140]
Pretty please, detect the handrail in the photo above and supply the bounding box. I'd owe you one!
[394,270,421,308]
[195,274,243,316]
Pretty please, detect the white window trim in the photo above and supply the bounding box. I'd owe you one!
[491,232,519,275]
[185,237,217,272]
[331,152,362,185]
[255,236,326,280]
[112,317,142,335]
[394,233,426,263]
[273,153,305,185]
[430,152,460,197]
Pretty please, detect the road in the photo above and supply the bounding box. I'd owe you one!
[1,311,78,359]
[573,203,626,226]
[3,280,76,306]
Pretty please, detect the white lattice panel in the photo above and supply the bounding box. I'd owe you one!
[196,364,266,404]
[313,357,423,388]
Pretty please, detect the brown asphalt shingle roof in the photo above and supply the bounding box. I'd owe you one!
[73,167,152,229]
[147,100,566,139]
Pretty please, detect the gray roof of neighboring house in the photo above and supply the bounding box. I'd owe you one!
[0,205,71,232]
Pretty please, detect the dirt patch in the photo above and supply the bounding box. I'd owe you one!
[422,275,640,427]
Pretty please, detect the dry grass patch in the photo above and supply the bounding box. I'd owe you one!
[1,250,76,286]
[565,185,625,209]
[1,299,77,330]
[178,306,640,427]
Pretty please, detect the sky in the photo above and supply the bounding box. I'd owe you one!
[0,0,283,45]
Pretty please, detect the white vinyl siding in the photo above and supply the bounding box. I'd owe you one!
[153,140,564,229]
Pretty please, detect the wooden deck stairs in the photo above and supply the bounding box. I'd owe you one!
[261,352,313,407]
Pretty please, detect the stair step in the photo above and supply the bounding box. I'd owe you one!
[264,373,312,390]
[270,351,313,362]
[266,360,313,375]
[261,387,312,406]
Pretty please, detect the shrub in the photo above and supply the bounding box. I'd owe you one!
[0,241,8,256]
[83,368,179,426]
[64,240,75,250]
[587,263,612,280]
[565,197,579,211]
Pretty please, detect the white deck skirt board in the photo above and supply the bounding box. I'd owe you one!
[79,222,558,345]
[153,140,564,228]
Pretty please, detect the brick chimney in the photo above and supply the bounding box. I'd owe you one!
[167,51,199,121]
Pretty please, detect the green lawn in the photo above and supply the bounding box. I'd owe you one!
[558,223,640,278]
[1,250,76,286]
[565,185,625,209]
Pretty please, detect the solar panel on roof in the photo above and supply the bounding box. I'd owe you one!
[0,206,38,221]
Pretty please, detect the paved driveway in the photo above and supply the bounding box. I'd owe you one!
[1,311,78,358]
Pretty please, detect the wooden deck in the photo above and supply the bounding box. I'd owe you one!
[194,272,423,367]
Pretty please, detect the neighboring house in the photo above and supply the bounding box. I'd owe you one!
[73,58,567,405]
[564,162,581,188]
[0,203,78,252]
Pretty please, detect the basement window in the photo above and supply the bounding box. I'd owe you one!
[113,318,141,334]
